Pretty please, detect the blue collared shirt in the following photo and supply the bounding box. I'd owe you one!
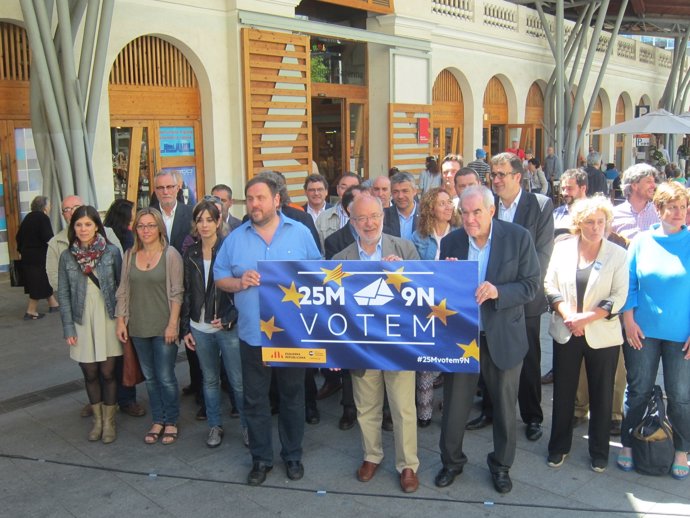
[213,213,321,345]
[356,236,383,261]
[498,189,522,223]
[398,202,417,240]
[553,203,571,230]
[468,222,493,330]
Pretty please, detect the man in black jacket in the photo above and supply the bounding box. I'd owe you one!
[465,153,554,442]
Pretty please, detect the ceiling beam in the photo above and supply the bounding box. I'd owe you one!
[629,0,646,17]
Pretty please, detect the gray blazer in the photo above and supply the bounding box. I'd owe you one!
[333,234,420,261]
[439,219,540,370]
[57,244,122,339]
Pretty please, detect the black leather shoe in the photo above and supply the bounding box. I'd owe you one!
[339,407,357,430]
[434,466,463,488]
[286,460,304,480]
[465,413,492,430]
[526,422,543,441]
[491,470,513,493]
[248,462,272,486]
[382,411,393,432]
[305,405,320,425]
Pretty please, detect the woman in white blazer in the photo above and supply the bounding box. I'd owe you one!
[543,195,628,472]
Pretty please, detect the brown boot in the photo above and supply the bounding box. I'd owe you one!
[88,403,103,441]
[101,404,117,444]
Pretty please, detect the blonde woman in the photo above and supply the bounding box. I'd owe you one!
[116,208,183,445]
[544,196,628,472]
[411,188,461,426]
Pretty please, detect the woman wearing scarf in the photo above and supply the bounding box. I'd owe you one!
[57,206,123,443]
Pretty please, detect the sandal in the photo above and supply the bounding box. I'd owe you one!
[616,452,634,472]
[23,312,45,320]
[161,424,178,445]
[672,452,689,480]
[144,423,164,444]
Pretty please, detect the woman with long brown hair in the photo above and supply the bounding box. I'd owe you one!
[58,205,123,443]
[115,208,183,445]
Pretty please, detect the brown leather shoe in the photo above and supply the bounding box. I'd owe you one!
[120,402,146,417]
[80,403,93,418]
[316,380,342,400]
[400,468,419,493]
[356,461,379,482]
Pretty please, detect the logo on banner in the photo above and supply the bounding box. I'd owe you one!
[354,279,395,306]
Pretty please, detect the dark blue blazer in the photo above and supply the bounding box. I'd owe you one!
[150,200,193,255]
[383,204,419,238]
[494,191,554,316]
[440,220,540,370]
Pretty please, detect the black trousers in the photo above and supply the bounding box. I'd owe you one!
[322,369,356,408]
[241,341,305,464]
[518,315,543,424]
[479,315,541,424]
[548,336,619,463]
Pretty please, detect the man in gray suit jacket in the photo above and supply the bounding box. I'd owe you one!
[334,194,421,494]
[435,186,540,494]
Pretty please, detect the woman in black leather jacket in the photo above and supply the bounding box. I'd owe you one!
[180,200,245,448]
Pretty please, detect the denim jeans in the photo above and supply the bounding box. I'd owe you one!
[191,326,245,428]
[240,340,305,465]
[131,336,179,425]
[622,337,690,451]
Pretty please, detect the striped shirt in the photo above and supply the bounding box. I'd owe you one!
[611,200,659,240]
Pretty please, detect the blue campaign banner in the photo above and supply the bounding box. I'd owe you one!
[258,260,479,373]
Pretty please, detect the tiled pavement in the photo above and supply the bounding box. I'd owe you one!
[0,274,688,518]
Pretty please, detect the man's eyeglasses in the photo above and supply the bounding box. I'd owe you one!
[489,171,517,180]
[352,213,383,224]
[136,223,158,231]
[306,187,326,193]
[155,184,177,191]
[61,205,81,214]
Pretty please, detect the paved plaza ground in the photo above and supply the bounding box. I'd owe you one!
[0,273,688,517]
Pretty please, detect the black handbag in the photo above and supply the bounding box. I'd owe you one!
[9,259,24,287]
[631,385,675,476]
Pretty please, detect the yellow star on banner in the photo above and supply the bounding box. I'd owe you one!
[260,317,284,340]
[427,298,458,325]
[458,339,480,361]
[384,267,412,292]
[320,263,352,286]
[279,282,305,308]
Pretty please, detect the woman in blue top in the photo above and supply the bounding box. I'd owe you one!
[617,182,690,480]
[411,187,460,426]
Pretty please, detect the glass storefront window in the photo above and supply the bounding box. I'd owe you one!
[311,38,366,85]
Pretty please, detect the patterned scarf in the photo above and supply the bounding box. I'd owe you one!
[70,233,107,274]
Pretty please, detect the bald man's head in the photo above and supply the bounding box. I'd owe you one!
[61,195,84,224]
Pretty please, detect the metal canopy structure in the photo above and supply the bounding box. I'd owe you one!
[507,1,690,169]
[510,1,690,37]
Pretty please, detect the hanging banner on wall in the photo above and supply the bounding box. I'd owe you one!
[418,117,430,144]
[258,260,479,373]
